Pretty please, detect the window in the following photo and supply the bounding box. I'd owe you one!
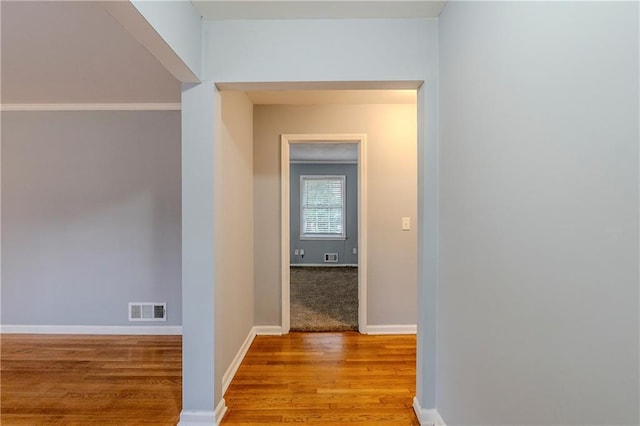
[300,175,346,239]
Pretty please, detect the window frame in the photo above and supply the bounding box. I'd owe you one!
[299,174,347,240]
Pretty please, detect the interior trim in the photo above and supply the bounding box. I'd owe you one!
[0,103,181,111]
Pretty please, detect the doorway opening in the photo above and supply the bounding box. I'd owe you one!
[215,85,425,418]
[281,135,367,333]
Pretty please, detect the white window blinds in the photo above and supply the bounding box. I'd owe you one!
[300,175,346,238]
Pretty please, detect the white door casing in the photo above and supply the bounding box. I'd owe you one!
[280,134,368,334]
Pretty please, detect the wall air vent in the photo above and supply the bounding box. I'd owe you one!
[324,253,339,263]
[128,302,166,321]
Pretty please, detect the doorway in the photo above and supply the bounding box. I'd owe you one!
[287,142,360,331]
[280,134,368,334]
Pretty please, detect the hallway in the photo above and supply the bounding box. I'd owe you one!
[222,332,419,424]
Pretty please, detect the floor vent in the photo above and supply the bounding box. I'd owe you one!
[128,303,166,321]
[324,253,339,263]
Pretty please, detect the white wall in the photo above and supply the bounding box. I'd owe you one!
[253,104,417,327]
[1,111,181,326]
[438,2,639,424]
[204,18,437,83]
[214,92,254,402]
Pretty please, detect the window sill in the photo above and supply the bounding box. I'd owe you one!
[300,236,347,241]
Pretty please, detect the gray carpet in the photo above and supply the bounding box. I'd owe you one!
[290,266,358,332]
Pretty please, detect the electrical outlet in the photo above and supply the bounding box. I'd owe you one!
[294,249,299,255]
[353,248,357,255]
[300,249,304,256]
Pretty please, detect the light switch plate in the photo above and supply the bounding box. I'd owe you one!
[402,217,411,231]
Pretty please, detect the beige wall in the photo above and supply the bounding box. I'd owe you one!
[253,103,417,326]
[214,92,254,401]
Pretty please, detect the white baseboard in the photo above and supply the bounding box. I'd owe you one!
[222,327,257,395]
[221,325,284,397]
[215,398,227,424]
[413,397,446,426]
[0,325,182,335]
[177,400,226,425]
[178,406,218,425]
[290,264,358,267]
[254,325,283,335]
[178,410,215,425]
[366,324,417,334]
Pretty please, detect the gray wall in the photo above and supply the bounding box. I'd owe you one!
[1,111,181,326]
[290,163,357,265]
[438,2,639,424]
[254,104,417,327]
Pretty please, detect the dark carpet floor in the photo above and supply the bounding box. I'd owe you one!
[290,266,358,332]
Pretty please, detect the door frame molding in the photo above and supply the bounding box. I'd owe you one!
[280,133,368,334]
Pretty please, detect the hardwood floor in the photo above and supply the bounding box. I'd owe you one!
[1,332,418,425]
[1,334,182,425]
[223,332,419,424]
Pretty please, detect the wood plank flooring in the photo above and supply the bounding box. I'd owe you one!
[222,332,419,424]
[1,332,418,425]
[1,334,182,425]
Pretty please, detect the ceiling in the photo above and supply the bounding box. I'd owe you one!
[247,90,416,105]
[290,143,358,162]
[192,1,447,20]
[1,1,438,105]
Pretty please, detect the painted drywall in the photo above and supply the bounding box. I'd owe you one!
[1,1,181,103]
[1,111,181,326]
[214,91,255,403]
[204,18,438,83]
[131,0,203,81]
[290,163,358,265]
[254,104,417,326]
[416,78,439,412]
[181,82,216,415]
[438,2,639,424]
